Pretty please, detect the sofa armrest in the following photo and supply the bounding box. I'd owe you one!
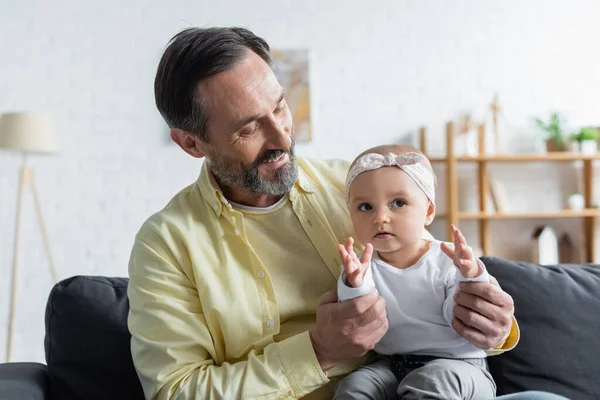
[0,362,49,400]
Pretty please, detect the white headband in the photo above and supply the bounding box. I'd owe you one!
[345,152,436,206]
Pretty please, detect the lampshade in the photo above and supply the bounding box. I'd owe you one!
[0,112,58,154]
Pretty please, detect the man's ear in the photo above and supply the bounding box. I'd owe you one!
[424,201,436,226]
[170,128,206,158]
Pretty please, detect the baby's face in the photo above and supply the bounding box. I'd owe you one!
[347,166,435,254]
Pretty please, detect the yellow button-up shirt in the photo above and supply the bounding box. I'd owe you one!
[127,157,518,400]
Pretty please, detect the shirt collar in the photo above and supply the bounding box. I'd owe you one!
[196,159,314,217]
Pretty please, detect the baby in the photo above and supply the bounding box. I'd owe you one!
[332,144,496,400]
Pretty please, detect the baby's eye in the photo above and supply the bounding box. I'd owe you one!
[358,203,373,211]
[391,199,406,208]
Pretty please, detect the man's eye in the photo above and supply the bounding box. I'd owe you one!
[358,203,373,211]
[391,199,406,208]
[240,124,258,136]
[274,100,287,114]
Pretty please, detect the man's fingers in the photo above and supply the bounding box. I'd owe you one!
[318,290,338,306]
[356,295,387,326]
[458,281,514,311]
[451,317,489,349]
[455,289,507,320]
[358,299,389,341]
[337,289,379,318]
[453,304,496,333]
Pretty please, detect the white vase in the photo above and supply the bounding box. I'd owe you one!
[567,193,585,211]
[580,140,597,155]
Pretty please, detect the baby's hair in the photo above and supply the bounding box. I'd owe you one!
[349,144,438,187]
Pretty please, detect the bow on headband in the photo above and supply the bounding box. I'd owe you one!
[345,152,436,206]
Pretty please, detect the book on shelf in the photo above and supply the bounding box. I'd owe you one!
[489,180,509,213]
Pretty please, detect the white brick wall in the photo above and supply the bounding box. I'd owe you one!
[1,0,599,362]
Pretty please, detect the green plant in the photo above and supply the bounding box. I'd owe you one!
[574,127,599,142]
[535,112,565,145]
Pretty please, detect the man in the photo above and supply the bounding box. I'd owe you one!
[127,27,555,400]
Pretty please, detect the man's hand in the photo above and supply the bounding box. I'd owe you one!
[338,237,373,288]
[441,224,482,278]
[453,276,514,349]
[440,226,514,348]
[309,289,388,371]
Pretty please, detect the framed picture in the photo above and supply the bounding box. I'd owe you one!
[271,49,312,143]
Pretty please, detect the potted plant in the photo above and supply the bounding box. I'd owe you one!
[535,112,566,152]
[574,127,599,155]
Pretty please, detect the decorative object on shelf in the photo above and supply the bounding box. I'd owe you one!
[489,179,509,212]
[271,49,311,143]
[0,112,59,362]
[454,113,479,156]
[531,225,559,265]
[535,112,567,152]
[567,193,585,211]
[572,127,599,155]
[490,94,501,154]
[559,233,581,264]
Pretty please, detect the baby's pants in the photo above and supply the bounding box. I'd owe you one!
[333,354,496,400]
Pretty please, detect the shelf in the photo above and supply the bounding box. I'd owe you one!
[421,121,598,262]
[455,209,600,220]
[430,152,600,163]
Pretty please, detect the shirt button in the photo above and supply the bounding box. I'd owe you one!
[266,319,275,327]
[257,271,265,279]
[234,229,240,236]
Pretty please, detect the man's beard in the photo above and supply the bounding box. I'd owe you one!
[207,137,298,197]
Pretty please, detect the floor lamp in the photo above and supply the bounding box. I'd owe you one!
[0,112,59,362]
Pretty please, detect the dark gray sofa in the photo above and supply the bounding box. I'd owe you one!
[1,257,599,399]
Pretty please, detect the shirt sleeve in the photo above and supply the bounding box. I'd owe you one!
[486,316,520,356]
[337,263,376,302]
[127,236,328,400]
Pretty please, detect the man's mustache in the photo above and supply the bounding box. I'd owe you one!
[253,140,296,167]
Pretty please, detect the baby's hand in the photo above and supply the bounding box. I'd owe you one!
[338,237,373,287]
[440,225,482,279]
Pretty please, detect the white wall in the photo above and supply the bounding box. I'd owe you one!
[1,0,599,362]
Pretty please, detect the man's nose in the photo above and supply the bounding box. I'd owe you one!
[264,116,292,150]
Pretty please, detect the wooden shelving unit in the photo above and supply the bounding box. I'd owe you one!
[421,122,597,262]
[431,153,600,162]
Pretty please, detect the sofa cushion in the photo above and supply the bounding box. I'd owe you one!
[482,256,600,399]
[0,362,48,400]
[44,276,144,400]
